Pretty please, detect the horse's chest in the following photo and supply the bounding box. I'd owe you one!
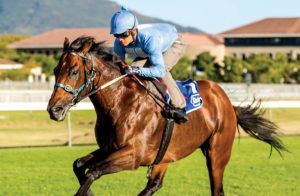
[95,125,129,149]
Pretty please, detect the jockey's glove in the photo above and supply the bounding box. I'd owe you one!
[124,66,140,75]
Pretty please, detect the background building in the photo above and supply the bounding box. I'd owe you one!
[8,18,300,66]
[8,28,115,55]
[181,33,225,65]
[218,17,300,60]
[0,58,23,70]
[8,28,224,64]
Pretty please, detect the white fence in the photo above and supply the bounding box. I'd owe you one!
[219,83,300,101]
[0,81,54,90]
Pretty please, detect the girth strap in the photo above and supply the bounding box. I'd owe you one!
[147,118,175,179]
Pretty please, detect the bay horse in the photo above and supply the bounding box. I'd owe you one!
[47,36,286,196]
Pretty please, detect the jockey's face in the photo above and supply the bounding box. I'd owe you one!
[115,28,137,47]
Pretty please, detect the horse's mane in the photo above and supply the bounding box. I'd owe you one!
[69,36,115,63]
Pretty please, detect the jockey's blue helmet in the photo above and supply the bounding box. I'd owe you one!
[110,6,138,34]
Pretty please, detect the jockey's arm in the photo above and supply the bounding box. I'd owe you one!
[137,36,166,78]
[138,53,166,78]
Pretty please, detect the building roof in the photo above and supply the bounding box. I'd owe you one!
[9,28,224,49]
[180,33,224,46]
[9,28,115,49]
[0,58,23,69]
[219,17,300,38]
[0,58,18,65]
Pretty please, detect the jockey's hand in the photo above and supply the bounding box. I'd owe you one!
[124,66,140,75]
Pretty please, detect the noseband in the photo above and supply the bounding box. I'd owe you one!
[54,51,98,105]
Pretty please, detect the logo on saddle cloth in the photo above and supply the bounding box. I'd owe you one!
[176,78,203,113]
[191,94,201,106]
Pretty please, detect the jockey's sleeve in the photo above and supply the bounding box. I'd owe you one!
[114,39,126,61]
[138,36,166,78]
[138,53,165,78]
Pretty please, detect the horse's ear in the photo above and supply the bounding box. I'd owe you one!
[63,37,70,52]
[81,41,93,55]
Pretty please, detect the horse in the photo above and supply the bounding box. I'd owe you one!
[47,36,287,196]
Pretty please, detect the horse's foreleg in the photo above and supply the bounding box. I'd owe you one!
[73,149,108,196]
[138,163,169,196]
[74,147,137,196]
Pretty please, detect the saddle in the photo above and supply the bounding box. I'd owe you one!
[151,78,203,119]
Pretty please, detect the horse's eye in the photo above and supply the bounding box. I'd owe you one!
[72,70,78,75]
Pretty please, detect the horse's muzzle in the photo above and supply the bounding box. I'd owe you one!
[48,104,70,121]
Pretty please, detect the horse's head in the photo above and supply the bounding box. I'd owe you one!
[47,36,99,121]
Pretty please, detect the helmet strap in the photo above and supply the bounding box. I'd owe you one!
[130,28,137,43]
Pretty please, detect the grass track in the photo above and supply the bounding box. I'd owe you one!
[0,136,299,196]
[0,109,299,195]
[0,110,98,147]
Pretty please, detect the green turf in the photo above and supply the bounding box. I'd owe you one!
[0,109,299,195]
[0,136,299,196]
[0,110,98,147]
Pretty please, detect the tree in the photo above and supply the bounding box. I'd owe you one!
[0,34,27,59]
[222,56,250,82]
[246,53,285,83]
[32,54,57,76]
[22,58,42,74]
[0,69,27,80]
[192,51,219,81]
[11,52,58,77]
[282,62,300,83]
[296,66,300,83]
[171,56,193,81]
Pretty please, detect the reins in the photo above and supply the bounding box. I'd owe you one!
[77,74,127,103]
[79,60,174,110]
[120,62,175,110]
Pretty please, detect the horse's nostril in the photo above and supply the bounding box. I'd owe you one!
[52,106,63,113]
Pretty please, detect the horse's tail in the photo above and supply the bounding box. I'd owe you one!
[234,100,288,157]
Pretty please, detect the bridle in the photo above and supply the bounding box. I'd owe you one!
[54,51,127,106]
[54,51,98,105]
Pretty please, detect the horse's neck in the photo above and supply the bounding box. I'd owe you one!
[90,57,162,123]
[90,59,135,117]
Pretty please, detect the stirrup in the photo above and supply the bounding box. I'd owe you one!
[161,108,188,124]
[173,108,188,123]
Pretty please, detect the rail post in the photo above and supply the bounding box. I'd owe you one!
[67,111,72,147]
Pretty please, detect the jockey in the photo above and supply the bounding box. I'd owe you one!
[110,7,188,123]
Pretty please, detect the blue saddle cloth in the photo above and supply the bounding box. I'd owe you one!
[176,78,203,113]
[164,78,203,113]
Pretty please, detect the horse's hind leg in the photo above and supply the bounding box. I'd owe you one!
[138,163,169,196]
[73,149,108,196]
[201,131,235,196]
